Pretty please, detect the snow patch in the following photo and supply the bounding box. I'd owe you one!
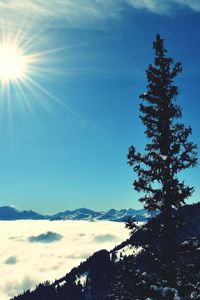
[114,245,143,261]
[76,271,89,287]
[160,154,168,161]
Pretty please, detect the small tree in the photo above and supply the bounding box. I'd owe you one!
[128,34,197,231]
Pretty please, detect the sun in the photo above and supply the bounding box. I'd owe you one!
[0,43,27,83]
[0,24,76,124]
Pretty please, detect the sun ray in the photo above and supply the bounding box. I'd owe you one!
[27,65,67,76]
[19,77,55,116]
[10,13,50,54]
[23,74,92,127]
[27,40,92,64]
[12,14,30,49]
[5,82,14,143]
[18,26,48,54]
[14,80,36,116]
[24,75,73,111]
[0,16,94,136]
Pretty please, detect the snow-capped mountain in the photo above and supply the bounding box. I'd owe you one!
[0,206,156,221]
[0,206,49,220]
[50,207,157,222]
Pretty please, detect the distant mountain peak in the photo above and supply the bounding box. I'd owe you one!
[0,206,154,222]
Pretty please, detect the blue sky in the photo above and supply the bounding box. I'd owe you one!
[0,0,200,214]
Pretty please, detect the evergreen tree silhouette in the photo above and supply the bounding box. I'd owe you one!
[128,34,197,234]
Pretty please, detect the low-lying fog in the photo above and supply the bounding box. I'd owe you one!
[0,220,129,300]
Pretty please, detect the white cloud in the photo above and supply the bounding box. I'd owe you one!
[3,276,38,298]
[177,0,200,11]
[0,220,129,300]
[127,0,173,14]
[127,0,200,14]
[0,0,122,30]
[0,0,200,31]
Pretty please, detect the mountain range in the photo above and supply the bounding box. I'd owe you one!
[0,206,156,222]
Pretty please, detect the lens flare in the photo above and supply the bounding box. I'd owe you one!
[0,43,27,83]
[0,19,87,134]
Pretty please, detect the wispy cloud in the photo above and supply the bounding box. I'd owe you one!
[0,0,200,30]
[177,0,200,11]
[127,0,173,15]
[127,0,200,14]
[0,0,122,29]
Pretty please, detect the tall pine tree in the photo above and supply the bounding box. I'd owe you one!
[128,34,197,228]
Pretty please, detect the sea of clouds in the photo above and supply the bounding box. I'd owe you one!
[0,220,129,300]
